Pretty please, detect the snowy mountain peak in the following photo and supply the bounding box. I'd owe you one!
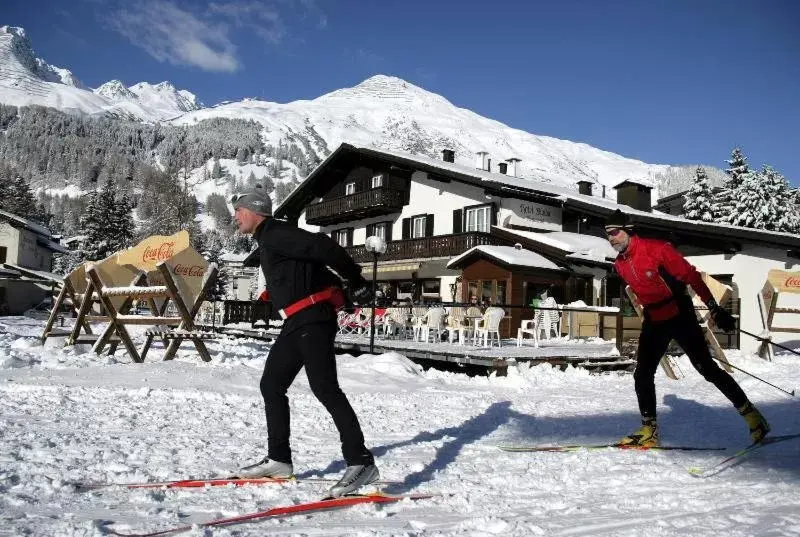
[318,74,451,107]
[0,25,85,88]
[129,81,203,113]
[0,25,26,38]
[94,79,137,100]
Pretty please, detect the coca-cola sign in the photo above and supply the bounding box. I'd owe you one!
[142,241,176,263]
[785,276,800,288]
[174,264,204,278]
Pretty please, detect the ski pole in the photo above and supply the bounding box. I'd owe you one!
[738,328,800,357]
[709,356,795,397]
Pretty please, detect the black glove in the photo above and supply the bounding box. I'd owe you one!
[350,283,374,305]
[707,298,736,332]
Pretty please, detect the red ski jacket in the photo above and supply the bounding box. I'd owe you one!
[614,236,712,322]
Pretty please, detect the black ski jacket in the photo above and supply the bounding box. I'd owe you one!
[254,218,366,332]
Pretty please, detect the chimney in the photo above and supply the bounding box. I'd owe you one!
[577,180,592,196]
[613,179,653,212]
[505,157,521,177]
[498,162,508,174]
[475,151,489,171]
[442,149,455,163]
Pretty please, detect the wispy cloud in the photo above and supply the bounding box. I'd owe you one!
[104,0,240,72]
[102,0,327,72]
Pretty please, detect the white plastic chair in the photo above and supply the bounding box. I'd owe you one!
[538,297,561,340]
[516,315,540,347]
[415,307,446,343]
[446,306,467,343]
[474,306,505,347]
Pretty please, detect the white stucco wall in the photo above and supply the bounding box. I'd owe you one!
[687,246,800,350]
[0,223,20,265]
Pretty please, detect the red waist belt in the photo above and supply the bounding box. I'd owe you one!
[278,287,344,320]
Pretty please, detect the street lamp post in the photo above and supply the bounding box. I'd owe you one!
[364,235,387,354]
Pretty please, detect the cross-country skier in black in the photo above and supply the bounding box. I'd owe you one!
[232,185,379,497]
[605,209,770,447]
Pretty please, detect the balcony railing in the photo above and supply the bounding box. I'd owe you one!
[305,187,407,225]
[345,232,510,263]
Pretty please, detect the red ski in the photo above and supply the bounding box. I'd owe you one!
[74,476,400,492]
[110,492,437,537]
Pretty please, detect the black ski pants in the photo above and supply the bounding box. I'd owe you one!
[260,320,374,466]
[634,310,748,419]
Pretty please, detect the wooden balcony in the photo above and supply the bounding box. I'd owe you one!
[346,232,510,263]
[305,187,407,225]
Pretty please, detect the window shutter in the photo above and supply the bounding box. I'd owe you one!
[331,230,336,239]
[402,218,411,239]
[366,224,374,237]
[385,222,393,242]
[491,203,498,227]
[347,228,354,247]
[425,214,434,237]
[452,209,463,234]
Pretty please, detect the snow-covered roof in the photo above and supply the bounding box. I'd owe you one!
[495,227,617,264]
[0,209,54,238]
[447,245,564,271]
[220,252,250,263]
[5,263,64,284]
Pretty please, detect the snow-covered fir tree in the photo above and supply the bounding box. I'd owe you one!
[201,230,230,301]
[725,147,750,189]
[683,167,715,222]
[728,165,800,233]
[718,147,751,224]
[0,165,49,224]
[79,179,135,261]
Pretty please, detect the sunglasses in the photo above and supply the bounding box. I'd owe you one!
[606,227,625,237]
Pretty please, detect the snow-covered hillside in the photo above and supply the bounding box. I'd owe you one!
[176,75,673,194]
[0,25,692,197]
[0,25,201,121]
[2,316,799,536]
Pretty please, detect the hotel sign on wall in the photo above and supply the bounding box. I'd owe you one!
[502,199,562,231]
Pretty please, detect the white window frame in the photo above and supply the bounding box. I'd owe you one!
[345,182,356,195]
[371,174,383,188]
[465,205,491,233]
[373,222,386,241]
[412,216,426,238]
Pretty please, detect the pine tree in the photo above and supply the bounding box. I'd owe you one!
[80,179,134,261]
[718,147,751,224]
[683,167,715,222]
[211,158,222,179]
[201,230,229,300]
[727,166,798,232]
[725,147,749,189]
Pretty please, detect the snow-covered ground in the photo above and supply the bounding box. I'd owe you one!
[1,315,799,537]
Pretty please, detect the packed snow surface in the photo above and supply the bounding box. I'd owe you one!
[1,316,799,536]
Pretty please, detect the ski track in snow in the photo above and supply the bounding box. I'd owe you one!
[1,316,799,536]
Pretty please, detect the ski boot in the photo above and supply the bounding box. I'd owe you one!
[327,464,380,498]
[237,457,293,478]
[738,402,770,443]
[618,417,659,447]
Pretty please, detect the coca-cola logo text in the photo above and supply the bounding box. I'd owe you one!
[142,241,176,263]
[785,276,800,288]
[174,264,204,277]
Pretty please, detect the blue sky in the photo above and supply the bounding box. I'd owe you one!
[4,0,799,184]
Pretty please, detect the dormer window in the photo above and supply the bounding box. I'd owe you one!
[371,174,383,188]
[345,182,356,195]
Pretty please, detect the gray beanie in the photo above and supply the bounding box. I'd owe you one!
[232,184,272,216]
